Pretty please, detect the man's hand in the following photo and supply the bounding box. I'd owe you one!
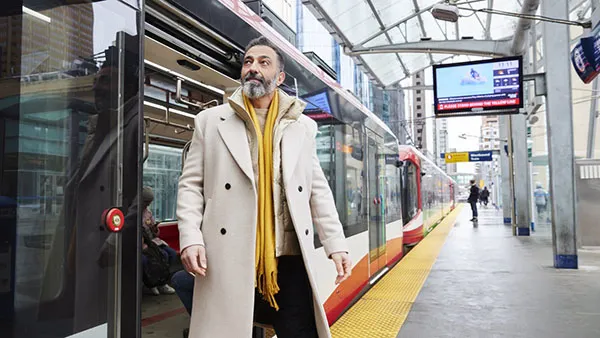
[331,252,352,285]
[181,244,207,277]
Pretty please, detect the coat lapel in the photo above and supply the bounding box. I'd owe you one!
[218,116,254,183]
[281,122,306,184]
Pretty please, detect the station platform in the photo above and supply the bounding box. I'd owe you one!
[142,205,600,338]
[332,205,600,338]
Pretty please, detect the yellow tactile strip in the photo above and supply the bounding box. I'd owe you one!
[331,205,463,338]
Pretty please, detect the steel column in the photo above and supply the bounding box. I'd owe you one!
[542,1,578,269]
[512,51,533,236]
[499,116,512,224]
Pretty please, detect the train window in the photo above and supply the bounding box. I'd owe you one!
[313,123,368,246]
[143,144,183,222]
[401,162,419,225]
[384,148,402,224]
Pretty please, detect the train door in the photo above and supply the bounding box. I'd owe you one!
[140,8,240,334]
[0,1,143,337]
[366,131,386,278]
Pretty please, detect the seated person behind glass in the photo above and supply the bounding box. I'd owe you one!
[142,186,176,295]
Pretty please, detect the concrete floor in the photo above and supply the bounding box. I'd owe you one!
[398,205,600,338]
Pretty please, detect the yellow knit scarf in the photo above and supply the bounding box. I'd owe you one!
[243,90,280,310]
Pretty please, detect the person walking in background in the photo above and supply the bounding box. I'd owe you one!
[468,180,480,222]
[534,183,550,223]
[480,186,490,207]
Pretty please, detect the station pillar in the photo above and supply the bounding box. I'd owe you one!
[542,1,578,268]
[512,53,533,236]
[499,116,513,225]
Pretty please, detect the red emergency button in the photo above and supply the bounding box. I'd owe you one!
[103,208,124,232]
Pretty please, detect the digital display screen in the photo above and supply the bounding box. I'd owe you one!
[433,56,523,115]
[301,90,332,115]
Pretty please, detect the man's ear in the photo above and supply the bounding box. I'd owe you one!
[277,71,286,86]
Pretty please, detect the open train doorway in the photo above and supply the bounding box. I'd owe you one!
[140,15,239,336]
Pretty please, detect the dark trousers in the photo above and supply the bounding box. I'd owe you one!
[470,201,478,218]
[171,270,194,315]
[253,255,318,338]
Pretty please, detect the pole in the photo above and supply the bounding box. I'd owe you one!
[499,116,513,225]
[512,51,532,236]
[587,78,598,158]
[542,1,578,269]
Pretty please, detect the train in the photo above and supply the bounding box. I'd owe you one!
[0,1,459,337]
[142,0,456,326]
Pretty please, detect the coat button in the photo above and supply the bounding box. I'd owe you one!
[225,183,231,190]
[220,228,227,235]
[305,229,309,235]
[298,186,303,192]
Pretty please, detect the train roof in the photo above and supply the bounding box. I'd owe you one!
[166,0,397,142]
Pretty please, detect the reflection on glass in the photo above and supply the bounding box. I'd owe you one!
[0,1,140,337]
[313,123,368,246]
[401,162,419,225]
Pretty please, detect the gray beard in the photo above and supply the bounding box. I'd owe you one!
[242,76,278,99]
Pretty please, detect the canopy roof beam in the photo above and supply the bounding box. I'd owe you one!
[348,39,512,58]
[357,3,439,48]
[365,0,410,77]
[412,0,435,65]
[511,0,541,55]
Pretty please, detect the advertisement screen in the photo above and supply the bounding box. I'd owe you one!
[302,90,332,115]
[433,56,523,115]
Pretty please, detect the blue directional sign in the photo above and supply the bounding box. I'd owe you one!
[468,150,493,162]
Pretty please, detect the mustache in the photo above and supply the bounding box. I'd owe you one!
[243,73,264,83]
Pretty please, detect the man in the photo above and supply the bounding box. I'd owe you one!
[533,183,549,222]
[468,180,480,221]
[480,186,490,207]
[176,36,352,337]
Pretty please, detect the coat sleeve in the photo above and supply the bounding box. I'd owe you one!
[177,116,206,252]
[307,122,349,258]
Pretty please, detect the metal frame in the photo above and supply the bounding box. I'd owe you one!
[305,0,593,87]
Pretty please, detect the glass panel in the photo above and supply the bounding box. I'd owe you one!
[1,1,141,337]
[373,0,415,27]
[383,146,401,224]
[312,122,368,248]
[320,0,380,45]
[367,131,385,271]
[143,145,183,223]
[401,162,418,225]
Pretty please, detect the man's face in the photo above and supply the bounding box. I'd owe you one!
[241,45,285,99]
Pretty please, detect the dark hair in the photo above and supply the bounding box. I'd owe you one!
[244,36,285,72]
[470,179,475,184]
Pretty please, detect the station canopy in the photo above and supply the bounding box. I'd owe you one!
[304,0,592,88]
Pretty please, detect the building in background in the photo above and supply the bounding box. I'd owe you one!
[0,4,94,77]
[435,118,449,172]
[412,70,427,151]
[477,115,501,203]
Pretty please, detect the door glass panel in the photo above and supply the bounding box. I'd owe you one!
[367,134,385,273]
[0,1,141,337]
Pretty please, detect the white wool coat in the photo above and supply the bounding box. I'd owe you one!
[176,88,348,337]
